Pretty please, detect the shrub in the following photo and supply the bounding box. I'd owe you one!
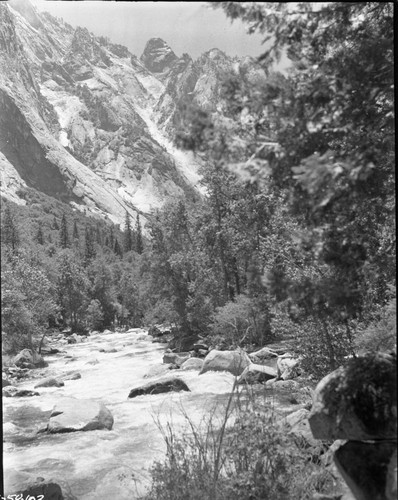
[209,294,272,349]
[142,390,339,500]
[355,285,396,353]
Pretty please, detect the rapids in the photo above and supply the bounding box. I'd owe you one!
[2,329,239,499]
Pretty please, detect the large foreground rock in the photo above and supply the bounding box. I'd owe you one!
[334,441,396,500]
[309,352,396,500]
[3,469,77,499]
[309,352,396,441]
[43,397,114,433]
[199,349,251,377]
[128,376,190,398]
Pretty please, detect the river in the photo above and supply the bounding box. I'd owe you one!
[3,329,243,499]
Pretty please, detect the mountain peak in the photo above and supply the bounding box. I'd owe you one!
[8,0,42,30]
[140,37,178,73]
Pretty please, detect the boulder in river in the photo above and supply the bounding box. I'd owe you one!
[13,348,47,368]
[34,377,65,388]
[128,376,190,398]
[237,363,277,384]
[180,358,204,371]
[44,397,114,433]
[3,386,40,397]
[3,468,76,500]
[2,376,12,387]
[199,349,251,377]
[163,352,190,366]
[61,371,82,381]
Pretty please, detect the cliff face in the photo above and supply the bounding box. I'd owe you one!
[0,0,267,226]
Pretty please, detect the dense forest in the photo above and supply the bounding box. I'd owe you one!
[1,2,395,380]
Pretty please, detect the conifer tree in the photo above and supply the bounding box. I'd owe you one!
[59,214,69,248]
[84,226,96,264]
[72,220,79,241]
[135,214,144,254]
[109,226,114,249]
[95,224,102,245]
[2,206,19,253]
[114,237,123,257]
[35,222,44,245]
[52,216,59,230]
[123,211,133,253]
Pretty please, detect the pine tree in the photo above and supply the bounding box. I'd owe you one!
[114,237,123,257]
[95,224,102,245]
[135,214,144,254]
[73,220,79,241]
[52,216,59,230]
[35,222,44,245]
[123,211,133,253]
[109,227,114,249]
[59,214,69,248]
[2,206,19,253]
[84,226,96,264]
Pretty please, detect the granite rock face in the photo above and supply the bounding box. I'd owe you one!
[1,1,270,225]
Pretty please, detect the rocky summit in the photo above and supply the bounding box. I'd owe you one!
[0,0,267,227]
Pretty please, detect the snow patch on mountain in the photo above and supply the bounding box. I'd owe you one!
[40,83,86,147]
[135,105,204,193]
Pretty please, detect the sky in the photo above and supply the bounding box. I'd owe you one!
[30,1,272,61]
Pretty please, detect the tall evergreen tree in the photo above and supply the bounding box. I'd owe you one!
[124,211,133,253]
[59,214,69,248]
[72,220,79,241]
[52,216,59,230]
[2,206,20,253]
[114,237,123,257]
[109,226,114,249]
[35,222,44,245]
[84,226,96,265]
[95,224,102,245]
[135,214,144,254]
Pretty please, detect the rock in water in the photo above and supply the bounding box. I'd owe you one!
[3,469,76,500]
[13,348,47,368]
[163,352,190,366]
[180,358,204,371]
[237,363,277,384]
[34,377,65,388]
[3,387,40,397]
[44,397,114,433]
[199,349,251,377]
[128,376,190,398]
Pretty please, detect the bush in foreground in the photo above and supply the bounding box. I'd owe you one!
[142,394,339,500]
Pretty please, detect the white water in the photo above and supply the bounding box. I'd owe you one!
[3,330,237,499]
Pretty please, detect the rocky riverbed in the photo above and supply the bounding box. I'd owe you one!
[3,329,314,499]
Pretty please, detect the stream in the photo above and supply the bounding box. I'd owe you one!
[3,329,246,499]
